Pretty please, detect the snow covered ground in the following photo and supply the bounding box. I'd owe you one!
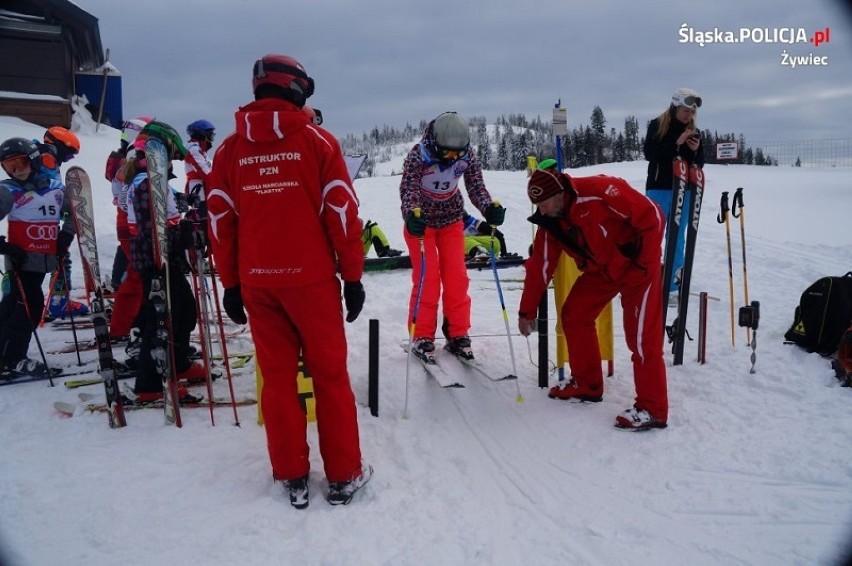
[1,115,851,566]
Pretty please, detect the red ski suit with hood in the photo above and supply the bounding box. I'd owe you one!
[207,98,364,483]
[519,173,669,421]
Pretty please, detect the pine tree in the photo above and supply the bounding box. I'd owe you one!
[623,116,640,161]
[590,106,606,165]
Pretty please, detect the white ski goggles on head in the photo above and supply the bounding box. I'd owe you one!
[673,93,702,109]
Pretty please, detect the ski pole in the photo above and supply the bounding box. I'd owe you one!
[189,257,215,426]
[206,252,240,426]
[489,218,523,402]
[732,188,751,346]
[717,191,736,348]
[403,208,425,420]
[13,272,54,387]
[59,258,83,366]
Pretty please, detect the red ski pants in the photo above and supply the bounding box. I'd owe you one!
[243,279,362,483]
[404,221,471,340]
[109,234,143,337]
[562,267,668,421]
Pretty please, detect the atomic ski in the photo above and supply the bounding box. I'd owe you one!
[662,156,689,318]
[65,165,126,428]
[144,135,182,425]
[671,164,705,365]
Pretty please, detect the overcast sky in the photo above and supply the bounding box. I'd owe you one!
[76,0,852,146]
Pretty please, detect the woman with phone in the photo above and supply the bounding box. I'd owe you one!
[643,87,704,297]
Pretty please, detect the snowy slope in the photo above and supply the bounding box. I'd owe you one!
[1,116,851,566]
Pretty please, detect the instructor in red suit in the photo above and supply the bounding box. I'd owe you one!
[518,168,669,431]
[207,54,371,508]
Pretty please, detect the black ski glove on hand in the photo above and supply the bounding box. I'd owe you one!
[223,286,248,325]
[483,202,506,226]
[0,236,27,270]
[343,281,365,323]
[405,211,427,237]
[56,231,74,260]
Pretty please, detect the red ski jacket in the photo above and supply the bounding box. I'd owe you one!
[519,174,665,318]
[207,98,363,289]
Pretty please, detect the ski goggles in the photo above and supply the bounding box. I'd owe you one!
[438,147,468,161]
[1,155,31,175]
[673,93,702,109]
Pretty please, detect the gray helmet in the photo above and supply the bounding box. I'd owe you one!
[432,112,469,151]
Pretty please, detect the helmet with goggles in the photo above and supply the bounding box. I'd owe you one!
[430,112,470,163]
[252,54,315,107]
[671,87,702,110]
[0,137,41,180]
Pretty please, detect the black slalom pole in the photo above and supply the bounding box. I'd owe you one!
[368,319,379,417]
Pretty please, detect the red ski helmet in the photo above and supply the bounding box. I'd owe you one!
[252,54,314,107]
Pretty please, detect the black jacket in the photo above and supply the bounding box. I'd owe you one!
[643,109,704,190]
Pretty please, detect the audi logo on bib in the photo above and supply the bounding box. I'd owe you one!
[26,224,58,240]
[8,220,59,254]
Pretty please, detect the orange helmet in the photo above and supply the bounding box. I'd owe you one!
[44,126,81,162]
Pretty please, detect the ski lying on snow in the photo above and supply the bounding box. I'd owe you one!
[61,354,254,389]
[400,342,465,388]
[416,357,465,388]
[442,346,518,382]
[54,396,256,416]
[0,361,106,386]
[49,338,127,355]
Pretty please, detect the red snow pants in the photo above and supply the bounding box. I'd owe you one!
[109,215,143,337]
[404,220,471,340]
[562,266,669,421]
[243,279,362,483]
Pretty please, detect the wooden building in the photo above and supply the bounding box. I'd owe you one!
[0,0,105,129]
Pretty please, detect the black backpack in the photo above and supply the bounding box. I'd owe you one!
[784,272,852,355]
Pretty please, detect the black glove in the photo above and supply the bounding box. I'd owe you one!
[223,286,248,324]
[343,281,365,323]
[618,236,642,260]
[483,203,506,226]
[0,236,27,270]
[56,231,74,260]
[405,211,426,237]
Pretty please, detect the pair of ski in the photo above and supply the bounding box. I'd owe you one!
[54,389,257,417]
[402,342,517,388]
[0,360,113,387]
[61,353,254,389]
[662,157,705,365]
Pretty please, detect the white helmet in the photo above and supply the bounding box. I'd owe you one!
[671,88,702,109]
[432,112,469,150]
[121,116,153,145]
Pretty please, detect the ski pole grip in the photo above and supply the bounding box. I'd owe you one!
[732,187,744,218]
[413,207,421,218]
[717,191,729,224]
